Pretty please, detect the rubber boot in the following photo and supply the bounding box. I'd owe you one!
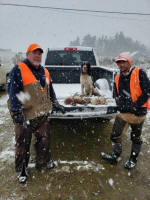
[46,159,56,169]
[17,162,28,183]
[100,141,122,164]
[100,152,118,164]
[124,142,142,169]
[124,152,137,169]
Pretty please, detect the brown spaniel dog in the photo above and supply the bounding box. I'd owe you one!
[80,61,100,96]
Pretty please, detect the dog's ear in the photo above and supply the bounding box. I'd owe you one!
[81,62,85,68]
[80,62,85,73]
[80,63,83,73]
[86,62,91,75]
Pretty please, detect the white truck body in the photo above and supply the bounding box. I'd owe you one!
[43,46,117,119]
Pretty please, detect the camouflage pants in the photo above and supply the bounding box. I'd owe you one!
[15,116,52,172]
[110,113,146,157]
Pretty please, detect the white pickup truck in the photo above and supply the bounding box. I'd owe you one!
[43,46,117,120]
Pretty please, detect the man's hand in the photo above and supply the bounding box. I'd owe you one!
[12,111,27,126]
[52,101,66,114]
[132,105,137,111]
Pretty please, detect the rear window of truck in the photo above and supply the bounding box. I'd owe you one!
[45,50,96,66]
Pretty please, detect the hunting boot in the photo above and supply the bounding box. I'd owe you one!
[46,159,56,169]
[124,152,137,169]
[124,142,142,169]
[100,152,118,164]
[100,142,122,164]
[17,162,28,183]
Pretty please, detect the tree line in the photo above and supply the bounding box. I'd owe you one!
[69,32,150,62]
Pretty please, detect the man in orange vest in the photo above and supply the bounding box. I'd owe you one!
[100,52,150,169]
[8,43,65,183]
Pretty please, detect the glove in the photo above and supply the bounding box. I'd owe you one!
[12,111,27,126]
[116,100,137,113]
[52,101,66,114]
[115,96,135,113]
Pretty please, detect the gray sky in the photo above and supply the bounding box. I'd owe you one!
[0,0,150,52]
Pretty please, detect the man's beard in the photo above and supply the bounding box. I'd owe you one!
[33,61,41,66]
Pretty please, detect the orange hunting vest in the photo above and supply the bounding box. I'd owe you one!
[17,62,52,120]
[115,67,148,108]
[18,62,50,87]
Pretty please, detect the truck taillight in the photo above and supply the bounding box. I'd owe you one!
[64,47,77,51]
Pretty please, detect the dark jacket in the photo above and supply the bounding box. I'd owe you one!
[8,59,57,112]
[113,66,150,116]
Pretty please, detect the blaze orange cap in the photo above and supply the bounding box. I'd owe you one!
[26,43,43,54]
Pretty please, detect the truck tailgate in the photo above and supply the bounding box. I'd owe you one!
[52,84,117,119]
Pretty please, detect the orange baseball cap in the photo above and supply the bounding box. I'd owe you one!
[26,43,43,54]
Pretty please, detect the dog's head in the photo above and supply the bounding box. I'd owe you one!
[81,61,91,75]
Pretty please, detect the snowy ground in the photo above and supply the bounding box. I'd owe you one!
[1,92,150,200]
